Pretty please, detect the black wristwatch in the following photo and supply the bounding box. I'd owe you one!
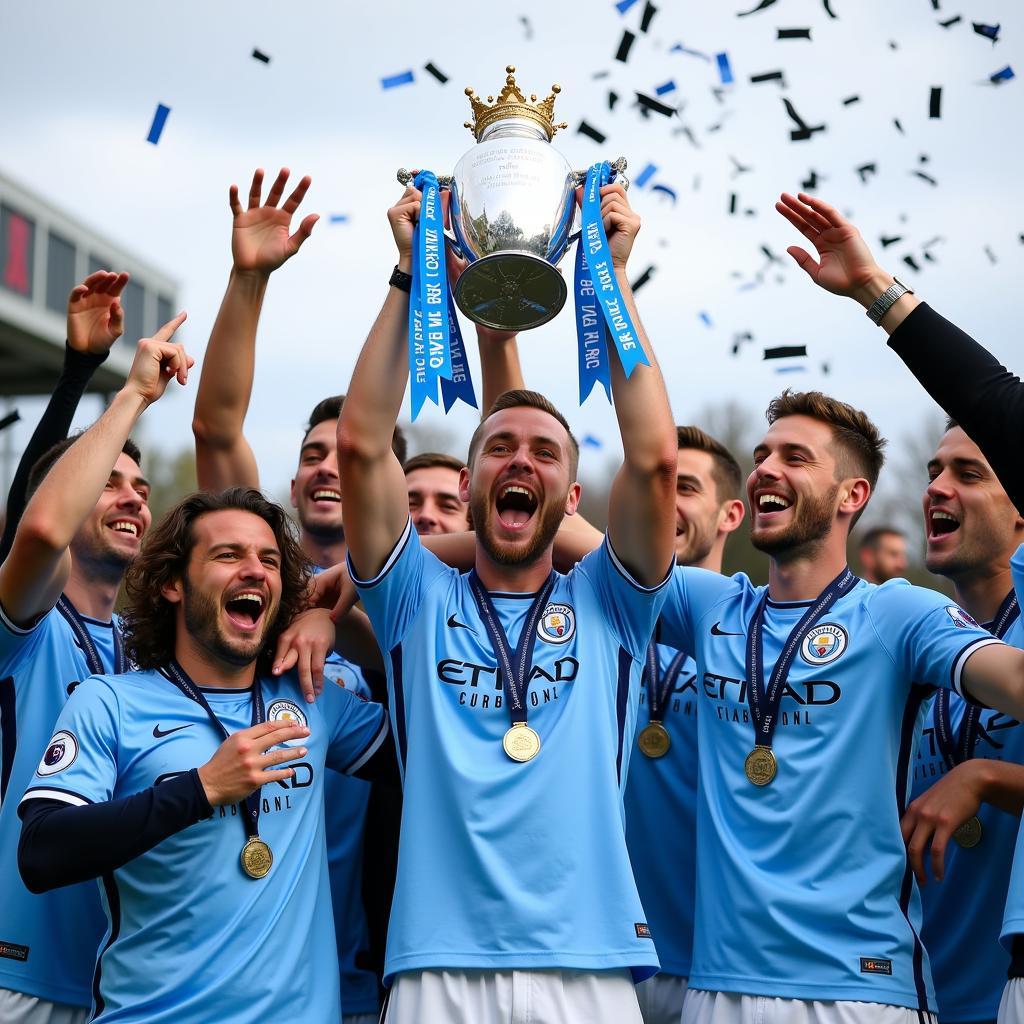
[389,265,412,293]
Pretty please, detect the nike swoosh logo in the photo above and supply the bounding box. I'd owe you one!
[447,614,474,631]
[152,723,195,739]
[710,622,745,637]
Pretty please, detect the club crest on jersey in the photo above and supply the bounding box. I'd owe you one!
[537,604,576,644]
[946,605,979,629]
[267,700,307,730]
[37,730,78,776]
[800,623,848,665]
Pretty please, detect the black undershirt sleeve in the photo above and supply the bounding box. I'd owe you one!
[887,303,1024,515]
[0,343,109,562]
[18,769,212,893]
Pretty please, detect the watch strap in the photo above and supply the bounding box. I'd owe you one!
[389,265,412,293]
[865,277,912,326]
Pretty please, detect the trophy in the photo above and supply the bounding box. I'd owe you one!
[398,65,627,332]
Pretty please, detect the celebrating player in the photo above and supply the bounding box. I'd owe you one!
[0,314,189,1024]
[657,388,1024,1024]
[337,180,677,1022]
[404,453,471,535]
[17,487,391,1023]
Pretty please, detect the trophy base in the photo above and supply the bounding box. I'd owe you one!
[454,252,567,332]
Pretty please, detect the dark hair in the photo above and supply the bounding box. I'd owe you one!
[858,525,905,552]
[404,451,467,475]
[122,488,311,674]
[676,425,742,502]
[944,416,959,433]
[27,433,143,499]
[304,395,407,464]
[467,390,580,480]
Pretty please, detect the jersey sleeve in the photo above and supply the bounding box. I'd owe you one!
[0,599,51,674]
[19,676,119,808]
[656,565,740,655]
[573,538,672,656]
[349,518,452,652]
[320,680,390,777]
[866,582,1004,698]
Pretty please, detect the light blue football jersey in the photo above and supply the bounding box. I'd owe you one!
[350,520,670,983]
[911,596,1023,1022]
[0,599,120,1006]
[624,644,698,978]
[322,653,379,1016]
[19,666,388,1023]
[659,567,1002,1014]
[999,543,1024,953]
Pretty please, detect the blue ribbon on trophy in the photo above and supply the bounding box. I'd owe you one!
[573,241,612,404]
[440,289,478,413]
[577,160,650,387]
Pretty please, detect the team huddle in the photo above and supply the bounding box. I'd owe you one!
[1,171,1024,1024]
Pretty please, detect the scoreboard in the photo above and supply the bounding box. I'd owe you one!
[0,168,178,397]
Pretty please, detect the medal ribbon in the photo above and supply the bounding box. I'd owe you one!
[56,595,125,676]
[164,661,266,842]
[468,571,556,727]
[935,590,1019,768]
[644,643,689,725]
[745,567,857,751]
[577,160,650,382]
[439,286,478,413]
[408,170,452,420]
[574,239,612,405]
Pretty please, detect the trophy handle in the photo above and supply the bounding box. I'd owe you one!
[396,168,454,188]
[570,156,629,190]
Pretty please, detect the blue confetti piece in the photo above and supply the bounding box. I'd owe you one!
[329,214,350,224]
[774,365,807,374]
[655,80,677,95]
[615,0,640,11]
[716,52,734,85]
[670,42,711,61]
[381,70,415,90]
[634,163,658,187]
[990,65,1015,83]
[582,434,605,449]
[650,183,678,203]
[698,311,713,327]
[146,103,171,145]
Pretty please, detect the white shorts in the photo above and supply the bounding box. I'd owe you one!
[636,973,688,1024]
[999,978,1024,1024]
[683,989,937,1024]
[384,968,643,1024]
[0,990,89,1024]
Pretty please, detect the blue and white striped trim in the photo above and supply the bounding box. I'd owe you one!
[348,518,413,589]
[951,636,1003,700]
[605,538,673,594]
[20,785,92,807]
[0,597,40,637]
[341,715,390,776]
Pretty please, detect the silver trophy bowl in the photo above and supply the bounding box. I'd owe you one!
[397,66,626,332]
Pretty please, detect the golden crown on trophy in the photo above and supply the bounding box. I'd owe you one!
[463,65,569,140]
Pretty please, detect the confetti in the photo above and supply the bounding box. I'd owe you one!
[801,169,822,190]
[616,30,637,62]
[750,70,786,85]
[938,15,962,27]
[0,410,20,432]
[670,42,711,60]
[973,22,1000,43]
[146,103,171,144]
[582,434,605,449]
[842,95,860,106]
[329,214,350,224]
[654,80,677,95]
[777,28,812,40]
[650,184,678,202]
[989,65,1015,84]
[251,48,271,64]
[929,86,942,118]
[911,169,938,186]
[764,345,807,359]
[879,235,903,248]
[822,0,838,17]
[737,0,778,15]
[855,162,877,183]
[729,192,738,214]
[783,98,826,141]
[635,92,676,117]
[775,365,807,374]
[640,1,657,32]
[716,52,735,85]
[615,0,639,11]
[631,265,656,291]
[903,255,920,271]
[520,15,533,38]
[577,120,607,143]
[699,312,713,327]
[423,62,448,84]
[381,70,415,89]
[634,163,658,187]
[893,118,905,134]
[984,245,998,264]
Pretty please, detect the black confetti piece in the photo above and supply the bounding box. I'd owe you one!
[729,192,738,213]
[760,244,784,264]
[984,245,998,264]
[842,95,860,106]
[973,22,1000,43]
[635,92,676,117]
[764,345,807,359]
[801,169,821,190]
[616,30,636,62]
[424,62,448,83]
[822,0,838,17]
[783,98,826,140]
[880,235,903,248]
[855,162,877,183]
[252,48,271,64]
[929,0,940,9]
[577,120,607,143]
[750,70,786,85]
[640,1,657,32]
[737,0,778,14]
[592,70,611,79]
[911,169,938,186]
[929,86,942,118]
[609,90,620,110]
[0,410,20,432]
[939,15,962,27]
[730,155,753,176]
[893,118,905,134]
[631,265,656,291]
[903,255,920,271]
[520,15,533,39]
[778,28,812,40]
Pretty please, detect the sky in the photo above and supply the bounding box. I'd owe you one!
[0,0,1021,519]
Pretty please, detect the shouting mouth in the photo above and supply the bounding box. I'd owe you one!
[495,483,538,531]
[224,590,266,633]
[928,509,960,542]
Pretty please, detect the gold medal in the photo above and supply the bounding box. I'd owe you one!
[953,815,983,849]
[240,836,273,879]
[503,723,541,763]
[744,745,777,786]
[638,722,671,758]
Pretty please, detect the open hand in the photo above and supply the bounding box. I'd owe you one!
[229,168,319,275]
[67,271,129,355]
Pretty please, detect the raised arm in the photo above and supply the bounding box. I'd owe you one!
[600,183,677,585]
[775,191,1024,514]
[0,271,128,561]
[0,315,190,625]
[336,188,419,579]
[192,168,318,490]
[960,643,1024,722]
